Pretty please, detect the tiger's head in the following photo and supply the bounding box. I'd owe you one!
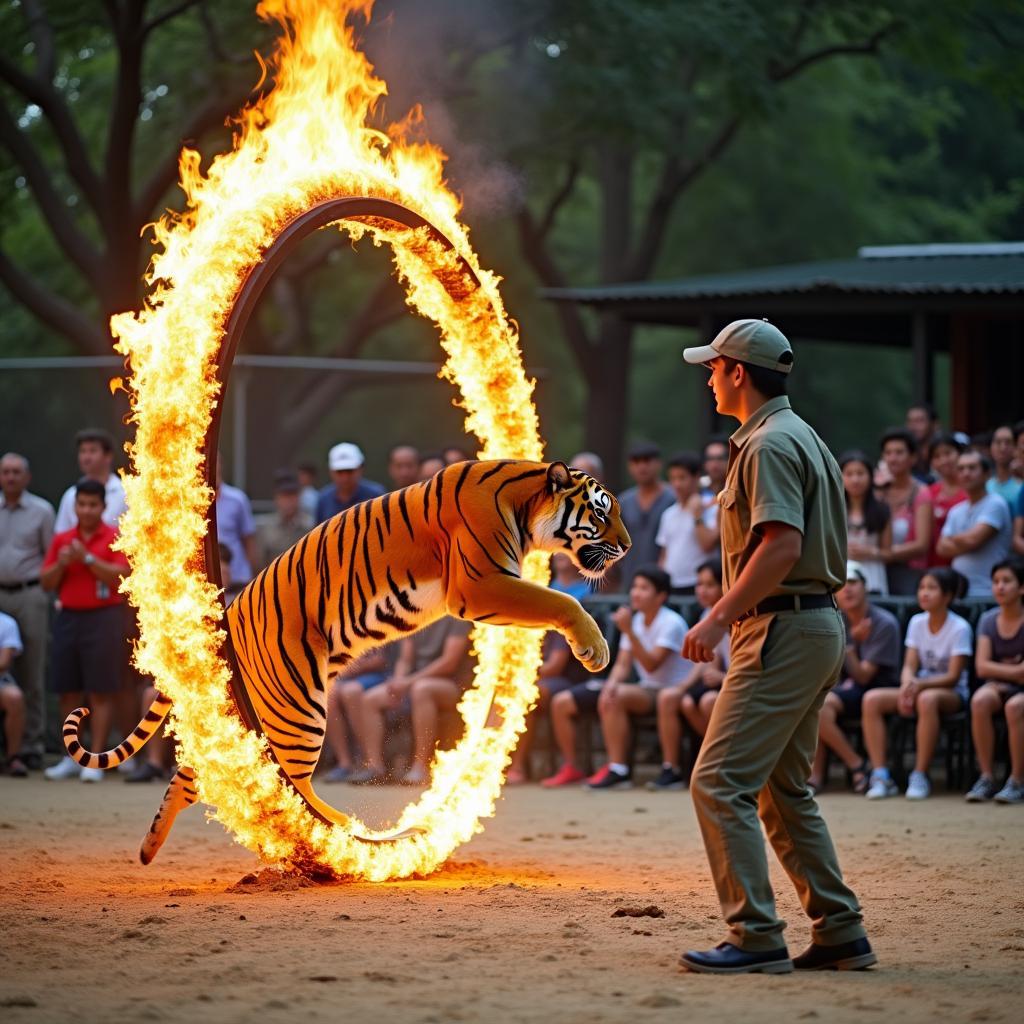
[532,462,631,581]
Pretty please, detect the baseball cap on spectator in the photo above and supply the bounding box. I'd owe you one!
[328,443,364,471]
[845,561,867,584]
[272,469,300,493]
[683,318,794,374]
[627,441,661,461]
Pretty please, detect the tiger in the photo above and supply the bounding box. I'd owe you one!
[62,460,630,862]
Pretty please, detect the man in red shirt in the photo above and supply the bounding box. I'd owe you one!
[40,479,130,782]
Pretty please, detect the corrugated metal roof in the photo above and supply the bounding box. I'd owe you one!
[543,246,1024,305]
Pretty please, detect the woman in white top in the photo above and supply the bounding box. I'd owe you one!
[840,451,891,594]
[862,568,972,800]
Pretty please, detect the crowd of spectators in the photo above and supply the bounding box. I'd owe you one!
[1,407,1023,807]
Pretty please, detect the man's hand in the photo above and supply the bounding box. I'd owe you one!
[610,605,632,634]
[67,539,86,562]
[849,618,872,645]
[57,545,74,567]
[684,615,728,664]
[685,493,704,519]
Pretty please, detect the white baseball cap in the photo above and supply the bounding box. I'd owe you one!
[328,442,364,471]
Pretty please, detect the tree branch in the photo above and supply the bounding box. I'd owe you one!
[22,0,56,83]
[142,0,204,40]
[537,159,580,241]
[768,21,903,83]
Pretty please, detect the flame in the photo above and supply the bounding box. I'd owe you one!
[110,0,550,880]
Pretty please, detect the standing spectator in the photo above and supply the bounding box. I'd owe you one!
[613,442,675,589]
[971,431,993,461]
[315,442,385,523]
[656,451,718,595]
[965,560,1024,803]
[840,451,891,594]
[418,452,446,481]
[0,611,28,776]
[862,568,971,800]
[808,563,901,794]
[387,444,421,491]
[700,436,729,504]
[0,452,54,768]
[570,451,605,480]
[256,470,312,568]
[876,428,932,594]
[40,479,130,783]
[442,445,472,465]
[1014,421,1024,480]
[54,428,126,532]
[1015,479,1024,559]
[987,425,1022,509]
[215,462,258,590]
[297,461,319,520]
[926,433,967,567]
[905,403,939,482]
[937,451,1013,597]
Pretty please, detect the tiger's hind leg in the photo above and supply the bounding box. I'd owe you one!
[139,766,198,865]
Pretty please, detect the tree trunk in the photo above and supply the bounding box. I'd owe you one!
[583,312,635,491]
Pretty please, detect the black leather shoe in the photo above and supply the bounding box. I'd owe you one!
[679,942,794,974]
[792,937,877,971]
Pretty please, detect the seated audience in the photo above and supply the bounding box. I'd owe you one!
[966,559,1024,803]
[808,562,901,794]
[656,452,719,595]
[256,470,313,568]
[926,433,967,566]
[0,611,27,776]
[541,566,690,790]
[648,558,728,791]
[549,551,589,601]
[840,451,891,594]
[876,428,932,595]
[987,425,1022,509]
[937,450,1013,597]
[862,568,971,800]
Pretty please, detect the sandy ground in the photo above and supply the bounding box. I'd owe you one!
[1,772,1022,1024]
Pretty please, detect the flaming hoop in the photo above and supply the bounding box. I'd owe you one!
[110,0,548,880]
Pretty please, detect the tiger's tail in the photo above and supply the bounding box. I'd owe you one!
[140,766,198,864]
[62,691,172,769]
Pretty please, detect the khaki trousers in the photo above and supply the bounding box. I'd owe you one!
[0,584,51,755]
[690,606,866,951]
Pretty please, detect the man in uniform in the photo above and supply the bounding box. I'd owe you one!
[678,319,875,974]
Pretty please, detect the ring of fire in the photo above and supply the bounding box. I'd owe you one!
[110,0,549,880]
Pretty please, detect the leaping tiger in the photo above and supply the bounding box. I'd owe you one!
[61,460,630,862]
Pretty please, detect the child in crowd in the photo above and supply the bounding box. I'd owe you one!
[840,451,891,594]
[926,433,967,566]
[648,558,728,791]
[862,568,972,800]
[541,566,690,790]
[966,559,1024,803]
[656,452,719,595]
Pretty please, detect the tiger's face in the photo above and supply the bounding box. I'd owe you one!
[535,462,631,581]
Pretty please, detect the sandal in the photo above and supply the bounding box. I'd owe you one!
[850,760,871,795]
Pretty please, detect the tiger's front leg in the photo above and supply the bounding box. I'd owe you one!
[450,574,609,673]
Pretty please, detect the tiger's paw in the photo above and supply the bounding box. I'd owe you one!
[569,618,610,673]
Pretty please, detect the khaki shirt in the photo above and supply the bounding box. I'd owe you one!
[0,491,56,584]
[718,396,846,597]
[255,511,313,568]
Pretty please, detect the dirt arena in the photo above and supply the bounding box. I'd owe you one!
[1,775,1021,1023]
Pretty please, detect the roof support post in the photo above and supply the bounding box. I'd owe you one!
[911,310,932,406]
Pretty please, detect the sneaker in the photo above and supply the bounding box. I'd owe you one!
[322,765,353,783]
[116,759,135,775]
[79,766,105,783]
[124,762,165,783]
[586,765,632,790]
[44,756,81,780]
[540,763,586,788]
[994,778,1024,804]
[646,765,685,791]
[865,769,898,800]
[965,775,997,803]
[905,770,930,800]
[5,756,28,778]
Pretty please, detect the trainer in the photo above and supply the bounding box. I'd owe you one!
[678,320,875,974]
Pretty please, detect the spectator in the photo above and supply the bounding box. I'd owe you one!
[1015,479,1024,559]
[987,425,1022,509]
[256,470,312,568]
[1014,421,1024,480]
[971,430,993,461]
[876,428,932,594]
[40,479,131,783]
[0,611,27,776]
[387,444,421,491]
[808,562,901,794]
[215,461,258,589]
[442,445,471,465]
[549,551,589,601]
[926,433,967,567]
[965,559,1024,804]
[840,451,891,594]
[570,451,604,480]
[613,442,675,589]
[0,452,54,768]
[937,450,1013,597]
[297,461,319,520]
[54,428,126,532]
[418,452,445,481]
[862,568,971,800]
[700,436,729,503]
[316,443,385,522]
[541,566,690,789]
[905,403,939,482]
[648,558,728,791]
[351,616,473,785]
[656,451,718,595]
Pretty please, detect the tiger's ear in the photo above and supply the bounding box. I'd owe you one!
[547,461,572,494]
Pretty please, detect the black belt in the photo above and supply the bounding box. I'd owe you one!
[738,592,836,621]
[0,578,39,592]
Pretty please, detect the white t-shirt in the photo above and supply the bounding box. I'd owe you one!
[54,474,127,532]
[904,611,972,700]
[620,605,691,689]
[0,611,23,657]
[655,503,706,588]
